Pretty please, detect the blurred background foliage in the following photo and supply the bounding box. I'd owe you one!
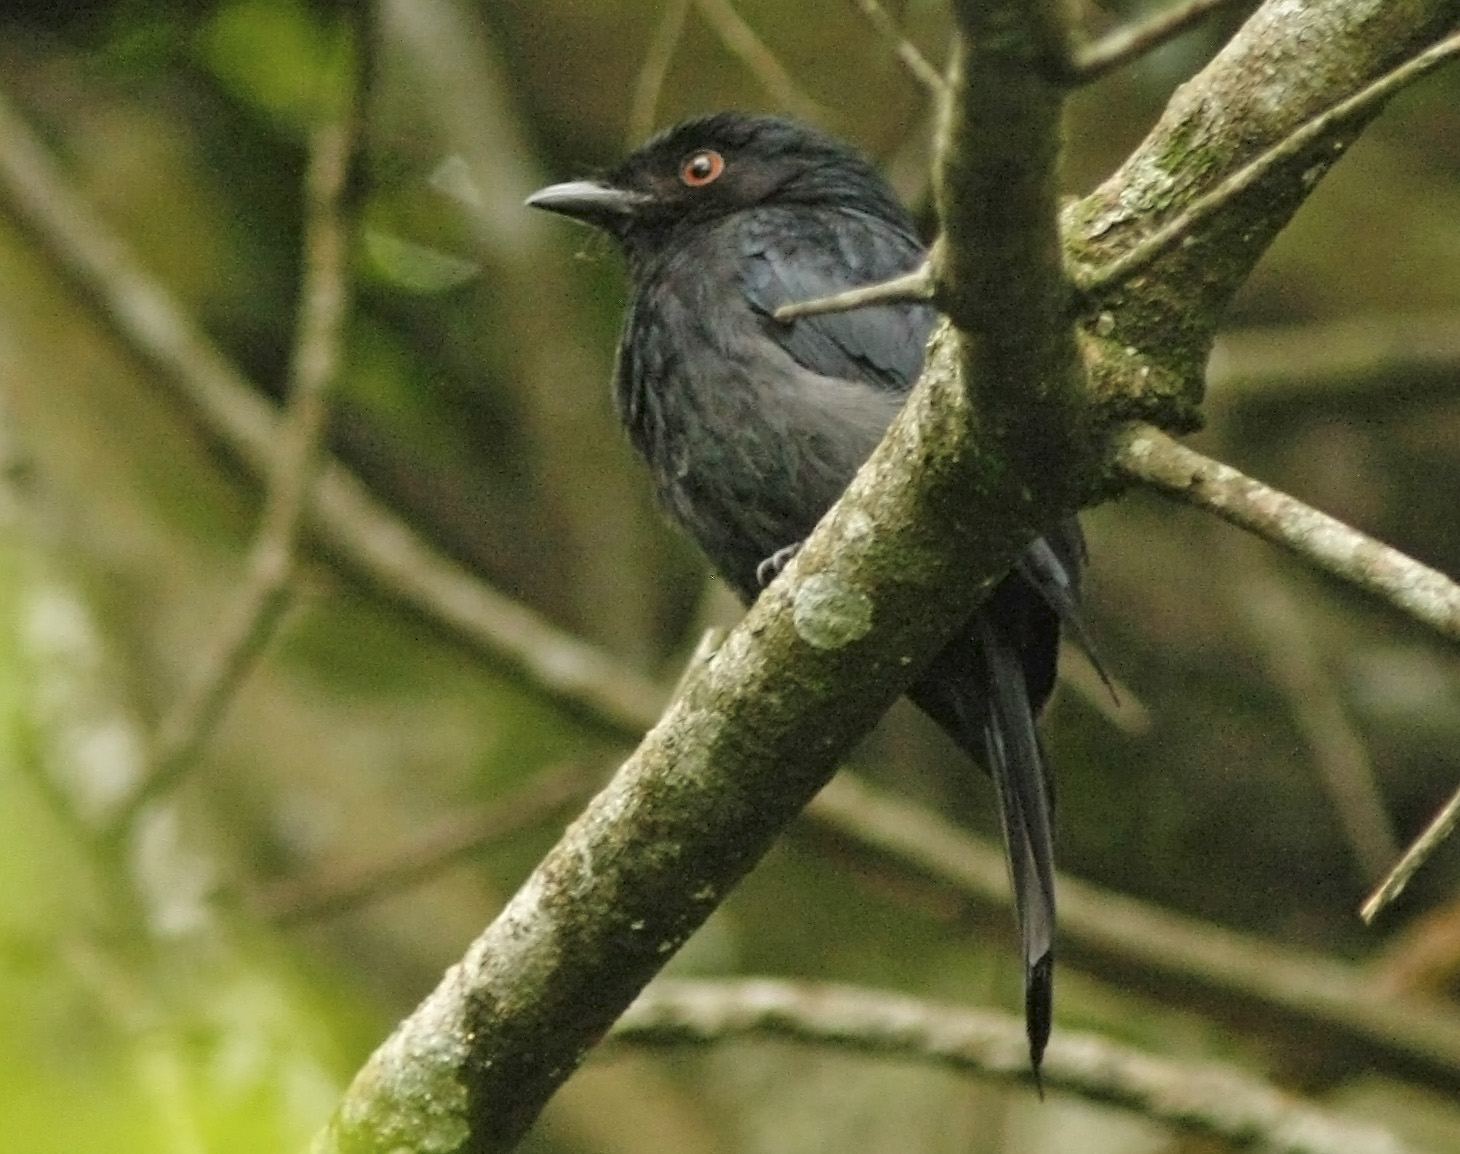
[1,0,1460,1151]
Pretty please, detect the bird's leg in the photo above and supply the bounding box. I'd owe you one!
[756,542,802,588]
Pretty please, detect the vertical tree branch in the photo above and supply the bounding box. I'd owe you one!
[936,0,1094,520]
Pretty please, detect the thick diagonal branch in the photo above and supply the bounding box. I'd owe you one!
[1069,3,1460,427]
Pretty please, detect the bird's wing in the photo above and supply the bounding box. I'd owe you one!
[737,208,935,393]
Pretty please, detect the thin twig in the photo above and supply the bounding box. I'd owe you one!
[626,0,692,147]
[1362,784,1460,923]
[1071,0,1250,84]
[114,100,363,826]
[847,0,947,97]
[1072,31,1460,293]
[256,762,599,924]
[1116,423,1460,646]
[611,979,1431,1154]
[693,0,829,124]
[773,263,934,322]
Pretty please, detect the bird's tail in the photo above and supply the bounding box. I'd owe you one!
[976,615,1058,1089]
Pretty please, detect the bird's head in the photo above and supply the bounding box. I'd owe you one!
[526,113,910,262]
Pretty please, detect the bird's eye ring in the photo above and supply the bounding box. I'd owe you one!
[680,149,725,187]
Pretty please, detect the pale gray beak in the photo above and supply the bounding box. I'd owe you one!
[525,180,650,229]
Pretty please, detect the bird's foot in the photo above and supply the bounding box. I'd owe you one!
[756,542,802,588]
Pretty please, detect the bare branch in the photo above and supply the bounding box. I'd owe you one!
[1073,31,1460,294]
[937,0,1093,508]
[1362,785,1460,923]
[772,263,933,322]
[1071,0,1249,83]
[847,0,947,97]
[1067,6,1460,434]
[611,979,1431,1154]
[1116,424,1460,646]
[694,0,828,124]
[626,0,692,147]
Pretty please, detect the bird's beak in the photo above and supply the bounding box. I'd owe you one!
[525,180,649,229]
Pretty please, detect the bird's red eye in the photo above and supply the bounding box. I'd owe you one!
[680,149,725,187]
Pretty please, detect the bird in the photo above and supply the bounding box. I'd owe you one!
[527,112,1094,1083]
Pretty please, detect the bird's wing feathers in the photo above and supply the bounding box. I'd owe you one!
[737,208,934,392]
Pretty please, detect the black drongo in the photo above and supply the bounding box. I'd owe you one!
[528,112,1093,1080]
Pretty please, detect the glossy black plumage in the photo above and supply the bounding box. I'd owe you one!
[528,113,1089,1080]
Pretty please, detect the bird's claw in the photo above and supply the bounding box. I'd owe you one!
[756,543,802,588]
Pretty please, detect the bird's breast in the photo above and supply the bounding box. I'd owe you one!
[617,292,892,598]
